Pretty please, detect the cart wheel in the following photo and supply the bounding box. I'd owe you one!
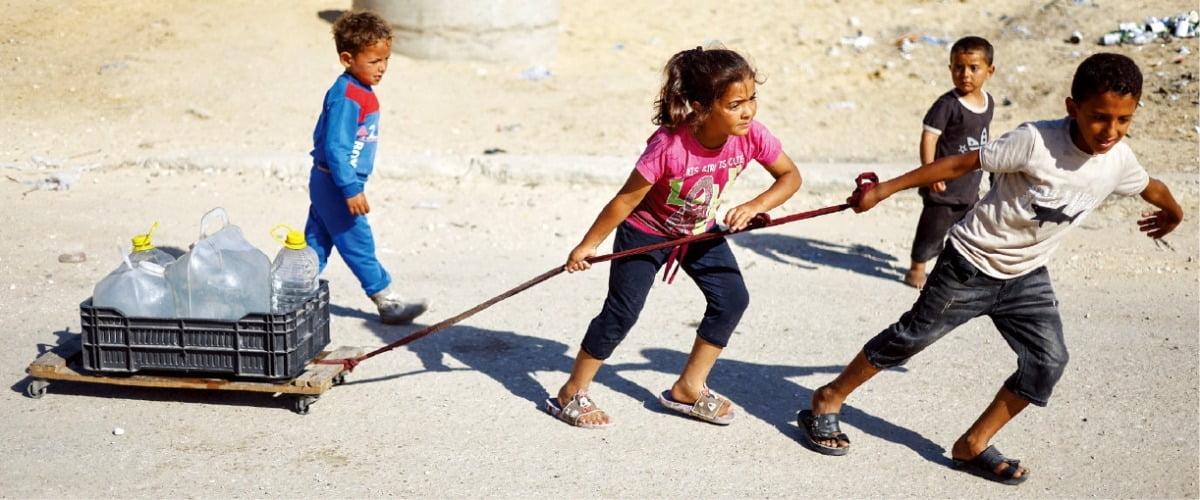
[332,373,346,386]
[26,379,49,399]
[295,395,319,415]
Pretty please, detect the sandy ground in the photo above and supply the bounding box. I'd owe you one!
[1,0,1198,498]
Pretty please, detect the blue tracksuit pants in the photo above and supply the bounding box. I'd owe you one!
[304,167,391,296]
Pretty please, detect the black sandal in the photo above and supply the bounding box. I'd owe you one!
[951,445,1029,485]
[797,409,851,456]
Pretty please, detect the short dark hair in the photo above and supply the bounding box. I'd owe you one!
[950,36,993,65]
[1071,53,1143,102]
[332,11,392,55]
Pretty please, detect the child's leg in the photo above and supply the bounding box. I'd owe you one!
[904,261,927,289]
[330,217,390,297]
[952,386,1029,478]
[670,236,747,412]
[304,204,334,273]
[949,265,1066,477]
[557,223,666,423]
[908,202,966,289]
[307,172,391,295]
[808,244,996,448]
[670,337,727,407]
[811,350,881,415]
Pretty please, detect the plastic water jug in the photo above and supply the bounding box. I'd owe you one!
[269,224,319,313]
[165,207,271,320]
[92,251,176,318]
[128,221,175,267]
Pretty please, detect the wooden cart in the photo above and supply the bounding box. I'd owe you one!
[25,339,362,414]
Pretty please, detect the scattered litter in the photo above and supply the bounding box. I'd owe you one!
[1066,31,1084,44]
[58,252,87,264]
[518,66,553,80]
[840,33,874,51]
[30,155,64,169]
[920,35,949,45]
[483,148,506,155]
[186,107,212,120]
[36,170,83,191]
[496,123,522,133]
[613,43,624,50]
[411,200,441,210]
[113,427,125,436]
[1097,11,1198,45]
[98,61,127,75]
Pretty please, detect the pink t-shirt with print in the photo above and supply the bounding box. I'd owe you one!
[627,121,782,238]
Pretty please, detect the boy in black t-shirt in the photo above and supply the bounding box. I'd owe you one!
[905,36,995,289]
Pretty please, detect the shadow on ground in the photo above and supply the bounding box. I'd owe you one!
[345,323,947,465]
[731,233,904,282]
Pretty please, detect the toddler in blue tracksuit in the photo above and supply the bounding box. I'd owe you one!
[306,10,425,324]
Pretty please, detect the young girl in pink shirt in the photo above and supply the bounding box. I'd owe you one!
[545,46,802,428]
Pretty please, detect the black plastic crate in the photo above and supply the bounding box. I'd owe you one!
[79,280,330,380]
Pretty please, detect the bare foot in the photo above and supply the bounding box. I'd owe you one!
[903,267,926,289]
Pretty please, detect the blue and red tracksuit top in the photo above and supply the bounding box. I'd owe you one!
[310,72,380,199]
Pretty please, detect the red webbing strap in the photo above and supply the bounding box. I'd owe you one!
[317,172,878,372]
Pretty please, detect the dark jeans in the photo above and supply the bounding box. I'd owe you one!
[864,243,1068,406]
[580,222,749,360]
[911,200,973,263]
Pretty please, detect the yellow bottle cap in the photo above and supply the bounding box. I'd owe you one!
[131,222,159,252]
[272,224,308,250]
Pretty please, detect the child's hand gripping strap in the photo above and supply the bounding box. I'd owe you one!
[846,172,879,206]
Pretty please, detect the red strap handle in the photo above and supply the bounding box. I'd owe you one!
[317,173,880,372]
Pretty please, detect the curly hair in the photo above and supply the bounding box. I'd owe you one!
[653,45,759,131]
[1071,53,1143,102]
[332,11,393,55]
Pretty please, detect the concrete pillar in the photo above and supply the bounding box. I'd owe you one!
[352,0,559,63]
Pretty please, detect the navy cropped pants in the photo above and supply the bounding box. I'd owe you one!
[580,222,749,360]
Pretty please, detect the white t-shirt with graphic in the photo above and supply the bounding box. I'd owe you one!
[949,117,1150,279]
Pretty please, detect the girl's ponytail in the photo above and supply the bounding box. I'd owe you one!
[651,45,757,132]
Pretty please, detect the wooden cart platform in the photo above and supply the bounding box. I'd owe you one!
[25,339,363,414]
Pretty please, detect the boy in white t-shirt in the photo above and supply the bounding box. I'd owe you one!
[796,53,1183,485]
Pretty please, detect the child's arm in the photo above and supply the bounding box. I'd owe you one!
[920,131,947,193]
[852,150,981,212]
[725,151,802,232]
[1137,178,1184,239]
[565,171,653,272]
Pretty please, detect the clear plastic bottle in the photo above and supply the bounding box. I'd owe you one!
[269,224,319,314]
[166,207,272,320]
[128,222,175,267]
[93,252,175,318]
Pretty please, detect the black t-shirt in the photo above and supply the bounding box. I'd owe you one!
[918,90,994,204]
